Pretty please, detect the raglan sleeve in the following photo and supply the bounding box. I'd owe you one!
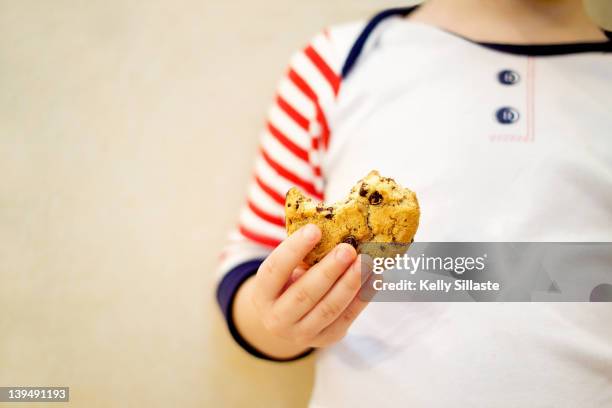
[215,29,344,359]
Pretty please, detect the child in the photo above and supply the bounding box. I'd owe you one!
[217,1,612,406]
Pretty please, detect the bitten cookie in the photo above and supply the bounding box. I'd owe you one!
[285,170,420,265]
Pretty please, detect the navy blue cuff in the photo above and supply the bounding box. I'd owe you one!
[216,259,314,362]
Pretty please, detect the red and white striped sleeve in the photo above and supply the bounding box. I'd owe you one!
[217,30,345,279]
[215,27,359,359]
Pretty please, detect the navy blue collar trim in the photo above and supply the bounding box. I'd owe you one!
[472,39,612,56]
[342,6,612,78]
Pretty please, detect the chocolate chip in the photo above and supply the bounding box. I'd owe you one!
[316,206,323,212]
[327,206,334,212]
[342,235,358,249]
[295,202,299,209]
[359,184,368,197]
[287,203,292,207]
[325,213,333,219]
[369,191,383,205]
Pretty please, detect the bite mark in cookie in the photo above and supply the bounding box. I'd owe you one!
[285,170,420,265]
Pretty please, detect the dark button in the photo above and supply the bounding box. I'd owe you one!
[496,107,520,124]
[498,70,520,85]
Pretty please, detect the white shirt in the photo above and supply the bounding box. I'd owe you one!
[218,12,612,408]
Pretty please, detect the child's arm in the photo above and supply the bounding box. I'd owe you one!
[232,224,369,360]
[216,25,366,360]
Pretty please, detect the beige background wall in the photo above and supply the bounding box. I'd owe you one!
[0,1,610,407]
[0,1,403,407]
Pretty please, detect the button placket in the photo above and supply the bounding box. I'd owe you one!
[495,69,520,126]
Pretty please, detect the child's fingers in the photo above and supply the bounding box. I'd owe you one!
[255,224,321,304]
[272,243,357,325]
[308,259,374,346]
[310,293,369,347]
[356,254,378,303]
[289,264,308,284]
[280,265,308,293]
[294,256,363,337]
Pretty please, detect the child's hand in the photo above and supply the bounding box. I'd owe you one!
[251,224,372,349]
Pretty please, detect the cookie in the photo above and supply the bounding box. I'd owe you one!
[285,170,420,265]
